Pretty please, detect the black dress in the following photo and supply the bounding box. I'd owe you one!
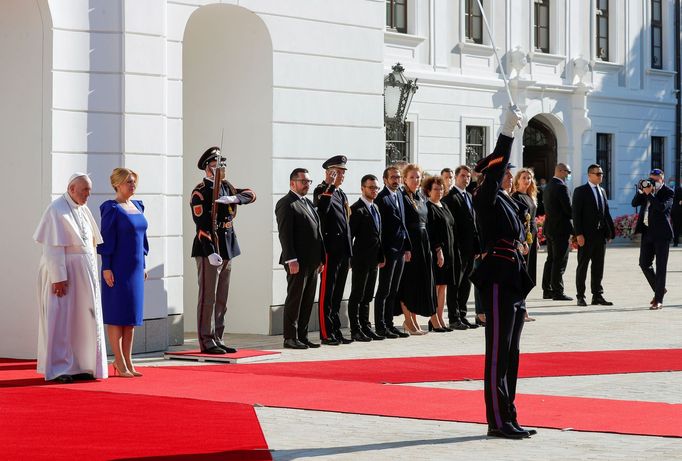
[398,189,436,317]
[511,191,538,284]
[426,201,459,286]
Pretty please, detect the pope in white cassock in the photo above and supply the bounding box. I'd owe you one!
[33,173,108,383]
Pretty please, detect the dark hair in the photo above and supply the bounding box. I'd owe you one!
[440,168,454,175]
[383,166,400,179]
[455,165,472,175]
[587,164,601,173]
[361,174,378,185]
[422,175,445,195]
[289,168,309,180]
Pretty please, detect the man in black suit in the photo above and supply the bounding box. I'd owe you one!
[671,179,682,247]
[442,164,480,330]
[314,155,353,345]
[631,168,675,309]
[348,175,385,342]
[541,163,574,301]
[374,166,411,339]
[275,168,326,349]
[572,164,615,307]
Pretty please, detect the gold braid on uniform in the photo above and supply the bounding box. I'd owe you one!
[524,212,533,245]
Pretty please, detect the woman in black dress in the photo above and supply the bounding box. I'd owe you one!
[511,167,538,321]
[398,164,436,334]
[424,175,460,332]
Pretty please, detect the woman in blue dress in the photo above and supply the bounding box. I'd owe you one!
[98,168,149,377]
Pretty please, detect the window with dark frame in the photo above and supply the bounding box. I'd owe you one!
[465,126,487,166]
[386,122,411,166]
[596,0,609,61]
[651,0,663,69]
[386,0,407,34]
[651,136,665,171]
[534,0,550,53]
[464,0,483,44]
[596,133,612,197]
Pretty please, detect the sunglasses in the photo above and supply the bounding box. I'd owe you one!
[590,172,604,176]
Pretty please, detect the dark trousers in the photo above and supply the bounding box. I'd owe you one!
[374,254,405,332]
[348,261,378,333]
[196,257,231,351]
[542,234,570,296]
[482,282,526,429]
[318,252,350,340]
[575,238,606,298]
[449,254,473,322]
[672,210,682,245]
[639,230,670,304]
[283,265,319,341]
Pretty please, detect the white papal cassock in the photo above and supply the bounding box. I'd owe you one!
[33,193,108,380]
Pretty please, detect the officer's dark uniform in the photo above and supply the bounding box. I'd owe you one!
[313,155,352,344]
[190,147,256,354]
[470,134,535,439]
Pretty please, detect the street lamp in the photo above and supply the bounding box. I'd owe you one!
[384,63,418,165]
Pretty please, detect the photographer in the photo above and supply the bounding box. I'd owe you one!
[631,168,674,309]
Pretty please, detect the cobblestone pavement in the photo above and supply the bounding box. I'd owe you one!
[152,245,682,459]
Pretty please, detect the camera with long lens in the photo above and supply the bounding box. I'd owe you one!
[638,178,653,190]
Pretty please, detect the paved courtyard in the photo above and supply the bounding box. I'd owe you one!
[153,244,682,460]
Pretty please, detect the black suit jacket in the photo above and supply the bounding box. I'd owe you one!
[672,186,682,215]
[375,186,411,259]
[572,183,615,242]
[543,177,573,238]
[313,181,352,257]
[442,187,480,259]
[275,191,325,269]
[349,199,384,267]
[631,185,674,241]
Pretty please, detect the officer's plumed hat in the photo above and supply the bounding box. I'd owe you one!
[197,146,226,170]
[474,154,515,174]
[322,155,348,170]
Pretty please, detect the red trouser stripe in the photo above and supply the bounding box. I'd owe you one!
[318,254,330,339]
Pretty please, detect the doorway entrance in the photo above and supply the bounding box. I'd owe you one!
[523,117,557,183]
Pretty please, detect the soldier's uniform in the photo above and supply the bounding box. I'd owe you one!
[190,147,256,354]
[470,133,535,439]
[314,155,353,344]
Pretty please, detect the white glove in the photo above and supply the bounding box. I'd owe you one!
[208,253,223,266]
[502,104,523,137]
[215,195,239,204]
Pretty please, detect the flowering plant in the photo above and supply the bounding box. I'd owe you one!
[613,213,639,239]
[535,215,546,245]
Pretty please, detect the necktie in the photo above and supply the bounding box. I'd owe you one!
[463,192,474,218]
[595,187,603,213]
[370,204,380,229]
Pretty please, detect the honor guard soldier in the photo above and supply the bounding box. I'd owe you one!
[313,155,353,345]
[190,146,256,354]
[470,106,537,440]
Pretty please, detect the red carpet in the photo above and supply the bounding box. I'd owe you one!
[165,349,682,383]
[164,349,280,363]
[0,387,271,460]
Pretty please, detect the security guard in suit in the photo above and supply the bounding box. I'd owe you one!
[470,107,536,440]
[190,146,256,354]
[313,155,353,345]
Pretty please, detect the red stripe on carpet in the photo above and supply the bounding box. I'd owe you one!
[163,349,682,383]
[0,387,271,460]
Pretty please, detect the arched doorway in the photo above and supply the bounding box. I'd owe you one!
[182,5,273,335]
[523,117,557,183]
[0,0,52,358]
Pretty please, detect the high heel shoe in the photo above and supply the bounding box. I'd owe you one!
[112,362,134,378]
[403,321,426,336]
[128,368,143,377]
[427,320,447,333]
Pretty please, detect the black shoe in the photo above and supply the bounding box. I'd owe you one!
[449,321,468,330]
[321,338,341,346]
[542,291,554,299]
[283,338,308,349]
[362,328,385,340]
[377,329,399,339]
[460,318,479,329]
[334,333,354,344]
[553,294,573,301]
[351,331,371,342]
[427,321,447,332]
[71,373,95,381]
[217,344,238,354]
[388,326,410,338]
[299,338,320,348]
[591,296,613,306]
[487,422,531,439]
[512,421,538,436]
[52,375,74,384]
[203,346,226,355]
[577,297,587,307]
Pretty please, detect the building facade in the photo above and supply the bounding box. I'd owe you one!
[0,0,677,358]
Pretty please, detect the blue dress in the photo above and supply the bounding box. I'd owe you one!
[97,200,149,326]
